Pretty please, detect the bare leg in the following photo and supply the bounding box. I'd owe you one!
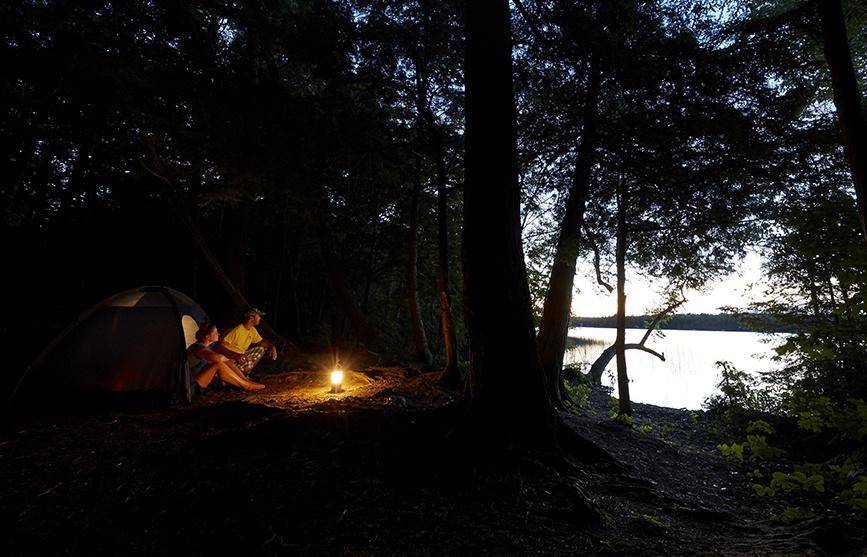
[225,360,264,387]
[226,360,248,379]
[192,363,221,388]
[216,363,265,390]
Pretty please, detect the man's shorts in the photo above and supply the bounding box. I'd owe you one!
[236,345,267,373]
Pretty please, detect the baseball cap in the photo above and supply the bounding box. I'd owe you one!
[244,307,265,318]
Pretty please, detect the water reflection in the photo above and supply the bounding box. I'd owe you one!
[565,327,782,410]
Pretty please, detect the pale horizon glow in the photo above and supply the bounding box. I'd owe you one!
[571,253,766,318]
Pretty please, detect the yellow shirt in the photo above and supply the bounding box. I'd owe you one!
[221,324,263,354]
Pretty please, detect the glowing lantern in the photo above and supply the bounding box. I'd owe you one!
[330,369,344,393]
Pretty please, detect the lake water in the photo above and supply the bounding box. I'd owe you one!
[565,327,783,410]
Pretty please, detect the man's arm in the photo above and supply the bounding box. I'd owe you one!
[257,338,278,360]
[214,341,248,363]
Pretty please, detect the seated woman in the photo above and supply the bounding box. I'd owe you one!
[188,323,265,392]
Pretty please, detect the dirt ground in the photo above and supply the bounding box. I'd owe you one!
[2,354,865,557]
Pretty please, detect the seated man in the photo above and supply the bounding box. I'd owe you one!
[215,307,278,376]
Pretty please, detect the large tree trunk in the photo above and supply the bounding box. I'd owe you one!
[451,1,618,473]
[537,62,601,406]
[453,0,559,457]
[817,0,867,247]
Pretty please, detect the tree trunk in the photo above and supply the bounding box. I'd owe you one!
[413,38,463,381]
[453,0,558,457]
[219,200,251,303]
[360,215,379,315]
[139,134,285,345]
[278,220,303,341]
[615,182,632,416]
[408,156,433,364]
[425,108,462,383]
[817,0,867,248]
[537,61,601,406]
[590,343,665,383]
[588,296,684,383]
[312,207,384,354]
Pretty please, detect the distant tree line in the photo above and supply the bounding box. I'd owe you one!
[571,313,795,333]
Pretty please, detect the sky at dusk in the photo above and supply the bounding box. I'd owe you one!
[571,253,766,318]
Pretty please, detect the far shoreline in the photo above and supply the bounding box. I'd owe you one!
[570,312,789,333]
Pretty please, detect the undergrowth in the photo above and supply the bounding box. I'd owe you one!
[706,361,867,522]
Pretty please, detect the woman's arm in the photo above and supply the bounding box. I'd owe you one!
[197,346,229,364]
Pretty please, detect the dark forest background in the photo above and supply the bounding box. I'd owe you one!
[3,0,866,413]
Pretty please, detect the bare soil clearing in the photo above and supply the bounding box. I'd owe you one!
[2,356,865,556]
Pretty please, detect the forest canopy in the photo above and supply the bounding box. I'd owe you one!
[2,0,866,413]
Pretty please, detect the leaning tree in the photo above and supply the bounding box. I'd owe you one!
[516,0,794,412]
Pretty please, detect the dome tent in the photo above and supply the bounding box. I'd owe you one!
[11,285,209,411]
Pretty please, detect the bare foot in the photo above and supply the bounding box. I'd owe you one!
[245,382,265,391]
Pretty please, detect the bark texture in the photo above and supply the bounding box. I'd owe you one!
[817,0,867,246]
[537,62,601,405]
[455,0,558,456]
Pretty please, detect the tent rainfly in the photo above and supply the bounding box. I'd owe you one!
[11,285,208,410]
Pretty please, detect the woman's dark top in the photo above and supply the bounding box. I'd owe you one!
[187,341,212,374]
